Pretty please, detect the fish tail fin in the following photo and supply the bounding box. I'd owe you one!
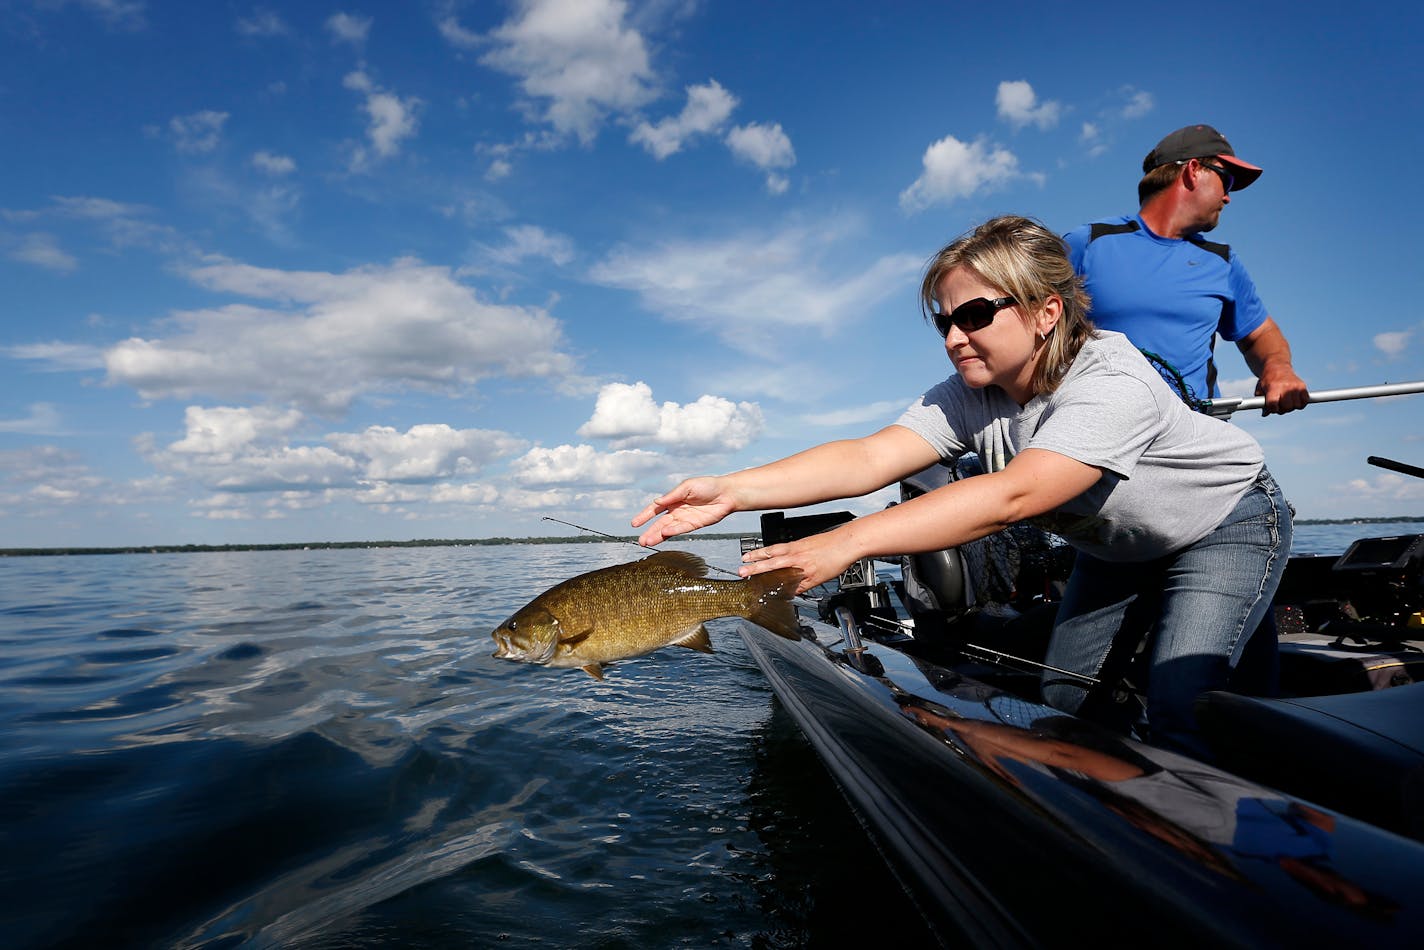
[746,568,804,641]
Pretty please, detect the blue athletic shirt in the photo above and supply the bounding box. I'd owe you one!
[1063,215,1270,402]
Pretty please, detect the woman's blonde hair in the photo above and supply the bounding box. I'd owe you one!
[919,215,1095,395]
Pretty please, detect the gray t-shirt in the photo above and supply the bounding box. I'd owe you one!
[895,331,1263,561]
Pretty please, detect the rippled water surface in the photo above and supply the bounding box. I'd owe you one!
[2,523,1417,947]
[1,540,936,949]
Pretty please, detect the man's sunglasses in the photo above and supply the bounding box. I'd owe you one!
[1197,159,1235,194]
[933,296,1017,337]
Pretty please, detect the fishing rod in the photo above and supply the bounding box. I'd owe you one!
[1368,456,1424,480]
[842,599,1138,694]
[1204,379,1424,418]
[539,516,745,577]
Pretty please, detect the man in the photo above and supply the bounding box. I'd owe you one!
[1064,124,1309,414]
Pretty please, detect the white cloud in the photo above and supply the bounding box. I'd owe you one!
[101,257,576,412]
[480,0,657,145]
[169,110,229,154]
[1343,472,1424,505]
[576,381,763,453]
[1375,329,1413,357]
[899,134,1024,212]
[725,121,795,193]
[578,381,662,438]
[996,80,1061,130]
[168,405,304,455]
[4,341,107,370]
[236,10,288,37]
[327,423,526,482]
[252,151,296,175]
[589,225,923,352]
[509,443,663,486]
[146,409,527,498]
[437,11,482,50]
[326,11,372,47]
[630,80,738,159]
[147,406,359,492]
[344,71,421,165]
[0,403,66,435]
[6,232,77,271]
[1119,87,1155,119]
[478,224,575,268]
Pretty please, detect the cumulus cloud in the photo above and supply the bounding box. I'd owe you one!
[169,110,229,154]
[477,224,575,268]
[100,256,576,412]
[1375,328,1414,357]
[1119,86,1155,119]
[630,80,738,159]
[327,423,526,482]
[326,11,372,47]
[996,80,1062,130]
[0,445,109,512]
[1343,472,1424,505]
[252,151,296,175]
[509,443,663,486]
[900,135,1025,212]
[589,225,922,352]
[725,121,795,194]
[479,0,657,144]
[146,408,527,498]
[576,381,763,453]
[343,71,421,167]
[145,406,358,492]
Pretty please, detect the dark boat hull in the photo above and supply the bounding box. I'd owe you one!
[740,617,1424,947]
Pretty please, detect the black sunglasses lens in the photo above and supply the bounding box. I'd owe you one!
[936,299,995,336]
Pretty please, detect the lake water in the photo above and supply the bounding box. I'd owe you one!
[2,522,1419,948]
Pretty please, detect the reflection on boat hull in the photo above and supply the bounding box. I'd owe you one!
[740,616,1424,946]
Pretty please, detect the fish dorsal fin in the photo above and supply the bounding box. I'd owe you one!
[672,623,715,654]
[644,550,708,578]
[581,663,605,680]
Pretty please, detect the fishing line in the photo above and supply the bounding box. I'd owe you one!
[540,516,745,577]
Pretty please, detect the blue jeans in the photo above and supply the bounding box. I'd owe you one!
[1040,468,1291,759]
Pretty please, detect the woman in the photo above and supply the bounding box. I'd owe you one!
[632,215,1291,759]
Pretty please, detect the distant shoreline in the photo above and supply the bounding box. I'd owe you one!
[2,519,1420,558]
[0,534,750,558]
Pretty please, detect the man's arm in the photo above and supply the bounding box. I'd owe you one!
[1236,317,1309,414]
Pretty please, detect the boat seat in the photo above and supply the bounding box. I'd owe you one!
[1195,683,1424,840]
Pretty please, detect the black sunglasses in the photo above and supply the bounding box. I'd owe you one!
[1198,159,1235,194]
[933,296,1017,337]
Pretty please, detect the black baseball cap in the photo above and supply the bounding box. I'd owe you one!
[1142,124,1263,191]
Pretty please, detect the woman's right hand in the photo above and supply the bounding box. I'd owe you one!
[632,476,736,546]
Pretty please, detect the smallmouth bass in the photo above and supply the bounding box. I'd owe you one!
[491,550,802,679]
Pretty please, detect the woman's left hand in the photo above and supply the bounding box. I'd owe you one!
[739,530,858,594]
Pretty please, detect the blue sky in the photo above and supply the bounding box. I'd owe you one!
[2,0,1422,548]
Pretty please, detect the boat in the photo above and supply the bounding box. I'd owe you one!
[735,455,1424,947]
